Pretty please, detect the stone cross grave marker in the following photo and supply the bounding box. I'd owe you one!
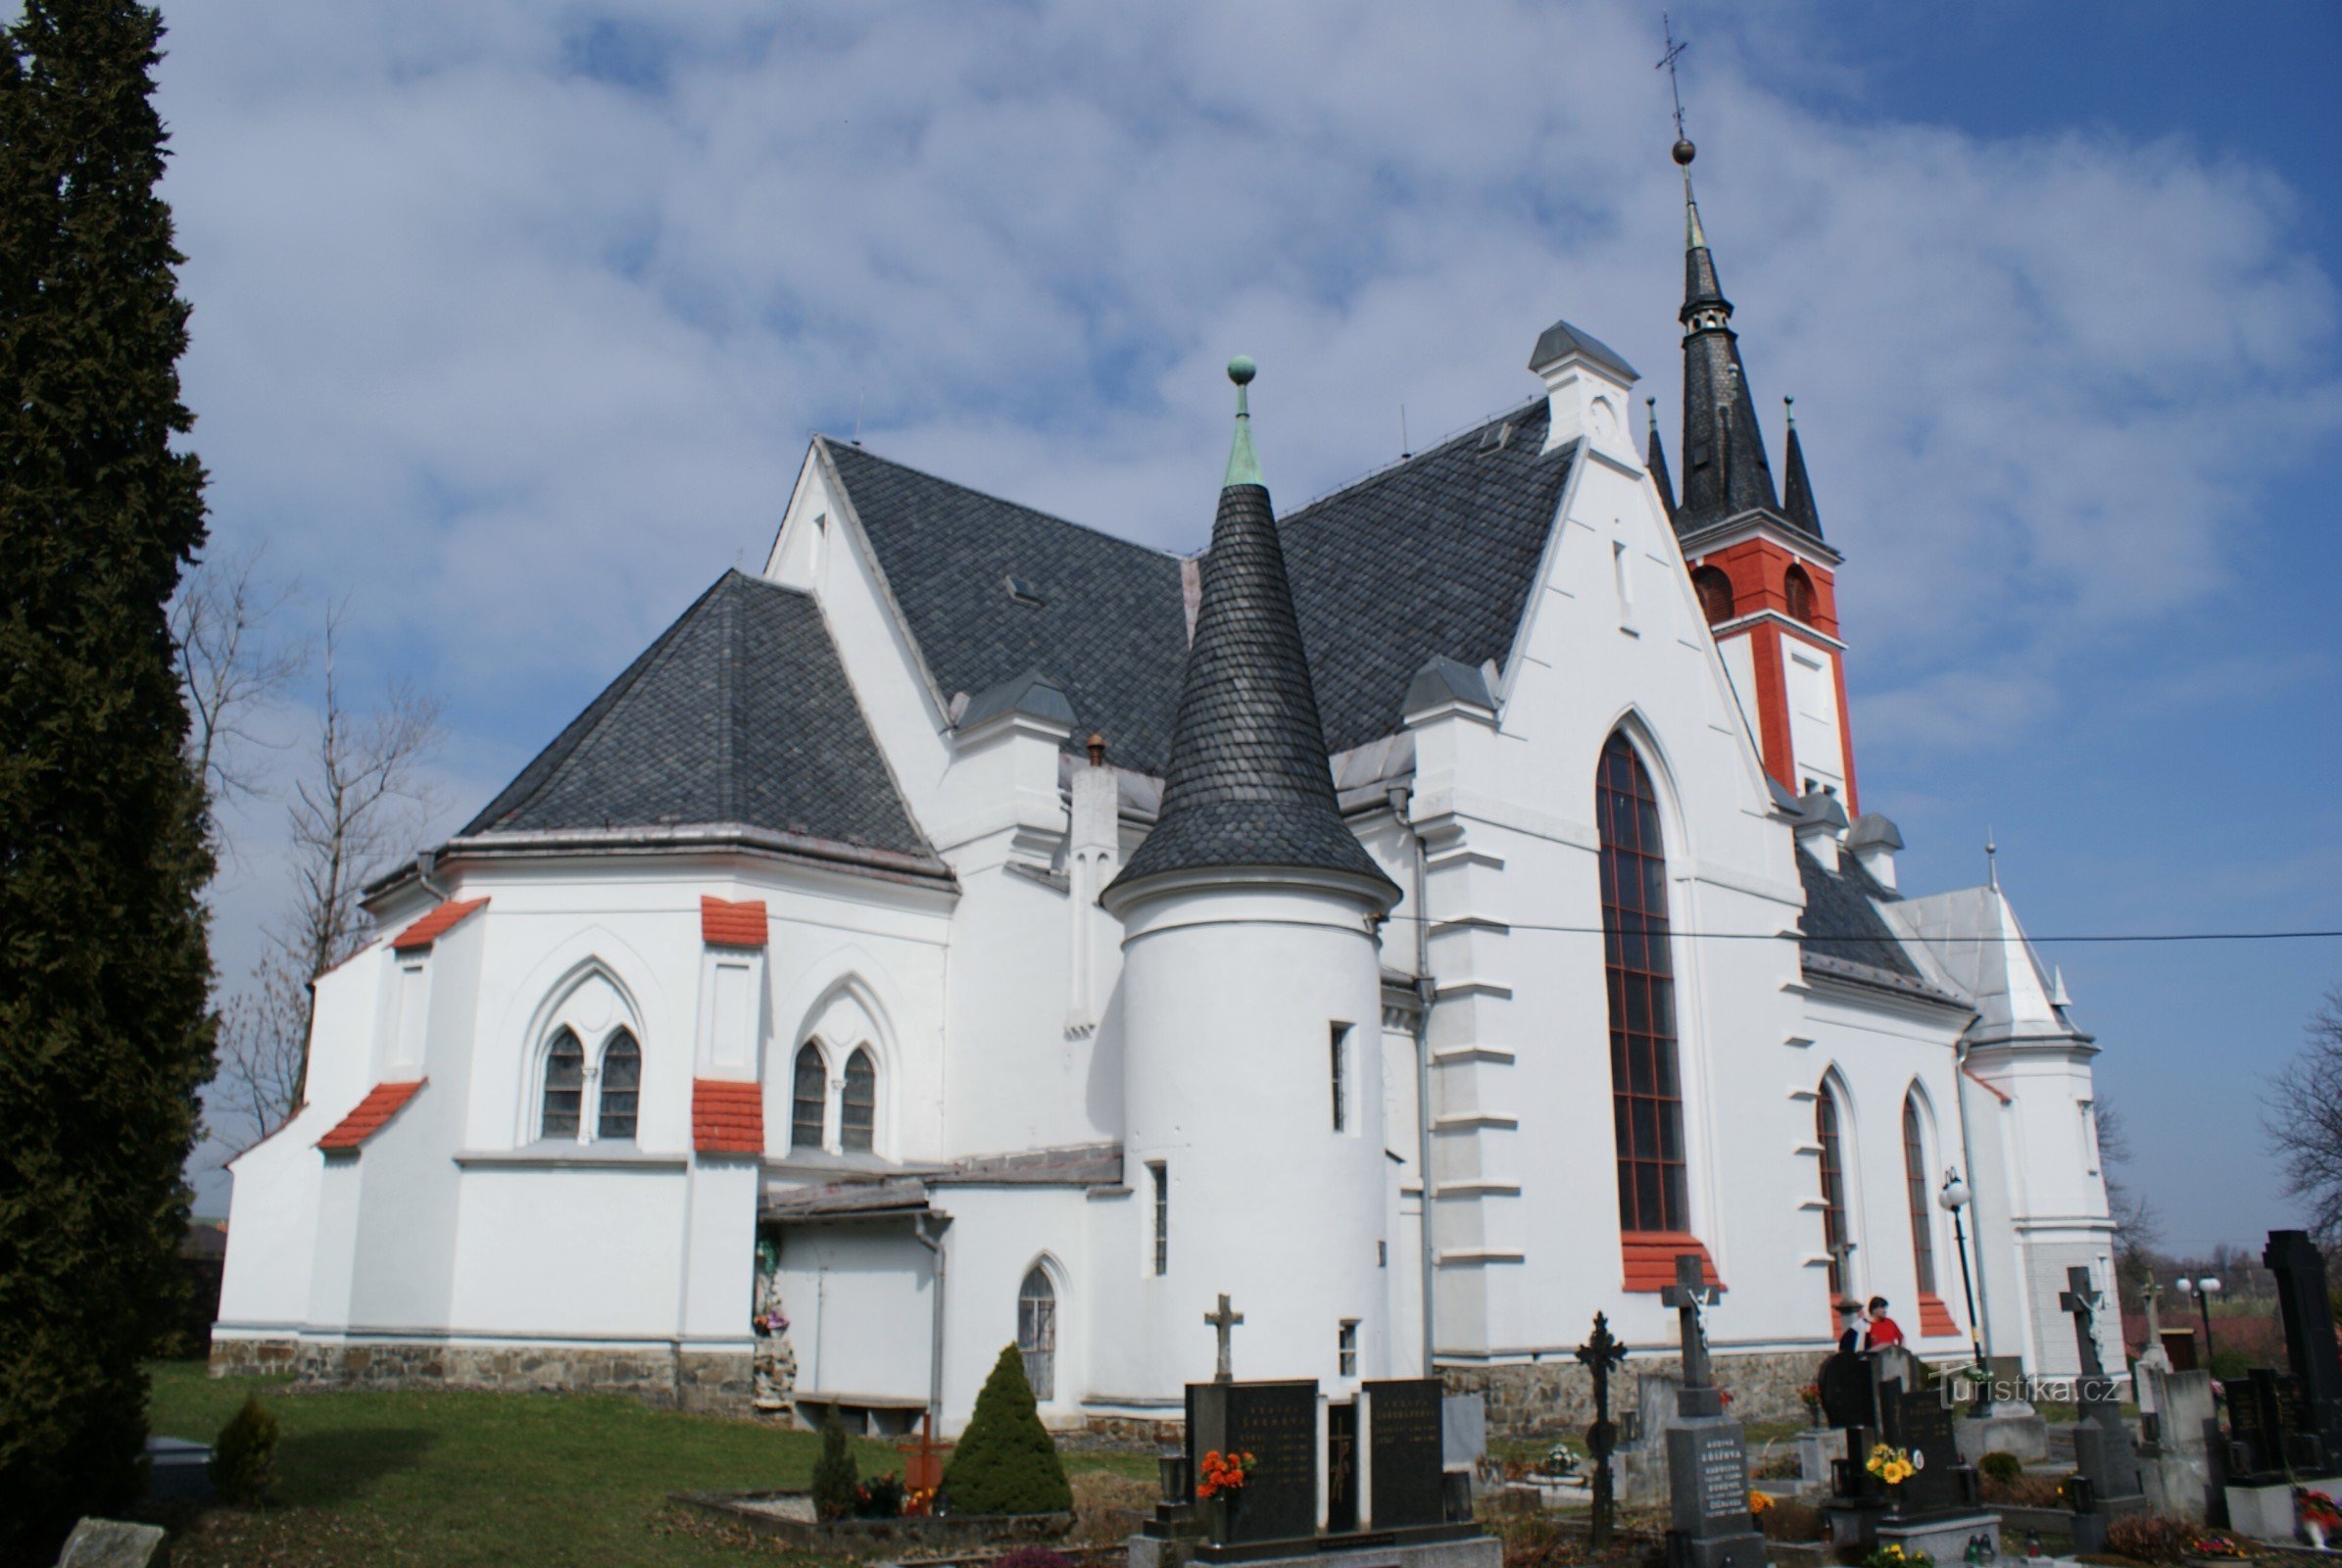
[1659,1252,1767,1568]
[2266,1229,2342,1470]
[1659,1252,1723,1417]
[1206,1293,1244,1384]
[2059,1267,2143,1506]
[1577,1311,1630,1551]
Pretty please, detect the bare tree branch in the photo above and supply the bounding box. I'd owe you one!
[2269,987,2342,1247]
[210,604,444,1149]
[171,546,306,844]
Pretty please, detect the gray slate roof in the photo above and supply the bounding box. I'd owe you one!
[1109,478,1395,898]
[461,570,936,862]
[828,403,1578,775]
[1794,849,1966,1008]
[825,440,1190,773]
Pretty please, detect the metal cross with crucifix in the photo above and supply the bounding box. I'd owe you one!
[2059,1266,2107,1381]
[1659,1252,1718,1390]
[1205,1293,1244,1384]
[1577,1312,1630,1552]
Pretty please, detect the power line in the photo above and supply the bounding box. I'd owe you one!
[1378,914,2342,945]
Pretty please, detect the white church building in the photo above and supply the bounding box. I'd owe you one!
[214,146,2118,1436]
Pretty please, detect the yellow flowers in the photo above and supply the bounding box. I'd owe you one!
[1866,1444,1918,1487]
[1749,1490,1775,1514]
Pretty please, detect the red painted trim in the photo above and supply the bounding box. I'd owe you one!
[1961,1064,2013,1104]
[1621,1231,1725,1293]
[693,1078,763,1154]
[1918,1293,1961,1338]
[390,898,489,952]
[700,896,769,949]
[1747,622,1795,793]
[1829,643,1860,816]
[317,1080,425,1151]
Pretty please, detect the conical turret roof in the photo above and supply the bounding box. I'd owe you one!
[1104,362,1396,908]
[1781,401,1824,539]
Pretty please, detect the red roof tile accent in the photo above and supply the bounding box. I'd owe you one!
[701,897,768,948]
[1918,1293,1961,1339]
[390,898,489,952]
[317,1080,425,1152]
[1621,1231,1725,1294]
[694,1078,763,1154]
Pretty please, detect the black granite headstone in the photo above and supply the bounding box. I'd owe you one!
[1668,1423,1753,1532]
[1878,1388,1964,1514]
[1819,1350,1877,1430]
[1364,1378,1444,1530]
[2268,1230,2342,1466]
[1188,1379,1319,1544]
[2224,1371,2285,1482]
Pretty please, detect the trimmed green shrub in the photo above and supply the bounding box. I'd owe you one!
[811,1411,858,1521]
[939,1345,1071,1515]
[210,1395,279,1504]
[854,1471,906,1519]
[1977,1450,2024,1487]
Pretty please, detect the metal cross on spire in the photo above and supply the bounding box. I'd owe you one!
[1657,13,1690,141]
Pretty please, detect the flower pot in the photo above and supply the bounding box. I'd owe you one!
[2308,1520,2328,1550]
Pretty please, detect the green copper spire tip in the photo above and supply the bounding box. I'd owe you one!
[1223,356,1263,489]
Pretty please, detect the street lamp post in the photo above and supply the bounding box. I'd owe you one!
[1939,1170,1988,1395]
[2176,1277,2223,1362]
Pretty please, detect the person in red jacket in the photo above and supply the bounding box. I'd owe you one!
[1863,1295,1905,1350]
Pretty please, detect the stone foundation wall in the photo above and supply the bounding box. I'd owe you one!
[211,1337,755,1414]
[1075,1413,1183,1446]
[1442,1350,1824,1441]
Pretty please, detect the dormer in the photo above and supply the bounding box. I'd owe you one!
[1529,318,1640,466]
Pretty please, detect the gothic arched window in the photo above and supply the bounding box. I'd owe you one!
[791,1043,827,1152]
[1903,1094,1938,1297]
[842,1048,877,1153]
[541,1027,584,1140]
[1598,732,1689,1236]
[597,1029,640,1141]
[1692,565,1735,624]
[1018,1265,1057,1401]
[1783,564,1816,624]
[1818,1083,1850,1298]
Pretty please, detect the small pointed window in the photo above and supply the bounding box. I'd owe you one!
[1692,565,1734,624]
[1018,1265,1057,1400]
[792,1043,826,1152]
[842,1048,877,1153]
[1903,1094,1938,1296]
[541,1028,584,1141]
[1818,1084,1850,1298]
[598,1030,641,1141]
[1783,565,1816,624]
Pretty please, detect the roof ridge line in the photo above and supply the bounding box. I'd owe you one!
[714,572,741,826]
[1278,396,1552,524]
[821,436,1190,563]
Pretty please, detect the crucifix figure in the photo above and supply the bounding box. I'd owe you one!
[1577,1312,1630,1552]
[1205,1293,1244,1384]
[1660,1253,1717,1389]
[2059,1267,2106,1381]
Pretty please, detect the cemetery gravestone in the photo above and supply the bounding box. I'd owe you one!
[2267,1230,2342,1472]
[2223,1370,2286,1484]
[1188,1379,1320,1545]
[1365,1379,1446,1530]
[1578,1313,1630,1551]
[1327,1400,1358,1534]
[2137,1362,2223,1523]
[1657,1254,1767,1568]
[1878,1388,1967,1515]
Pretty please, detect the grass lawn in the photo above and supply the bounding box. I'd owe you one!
[141,1361,1131,1567]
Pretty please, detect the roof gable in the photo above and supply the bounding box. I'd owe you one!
[461,571,934,862]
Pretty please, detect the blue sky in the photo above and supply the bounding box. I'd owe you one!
[158,0,2342,1251]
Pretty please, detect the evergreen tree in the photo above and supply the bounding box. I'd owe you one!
[940,1345,1071,1516]
[0,1,216,1558]
[810,1411,859,1521]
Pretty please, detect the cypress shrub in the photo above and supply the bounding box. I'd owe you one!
[810,1411,859,1521]
[940,1345,1070,1515]
[210,1395,279,1504]
[0,2,217,1559]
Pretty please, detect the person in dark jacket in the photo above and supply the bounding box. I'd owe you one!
[1836,1299,1865,1353]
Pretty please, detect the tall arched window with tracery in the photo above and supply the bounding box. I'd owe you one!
[842,1048,876,1153]
[791,1043,827,1152]
[1903,1094,1938,1297]
[1817,1083,1850,1298]
[541,1027,585,1140]
[1598,731,1689,1237]
[1018,1265,1057,1401]
[597,1030,640,1141]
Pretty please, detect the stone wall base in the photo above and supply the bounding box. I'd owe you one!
[1441,1350,1825,1441]
[209,1337,754,1414]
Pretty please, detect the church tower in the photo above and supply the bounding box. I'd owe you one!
[1101,360,1401,1392]
[1657,139,1860,810]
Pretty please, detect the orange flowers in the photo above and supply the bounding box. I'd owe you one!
[1196,1449,1257,1500]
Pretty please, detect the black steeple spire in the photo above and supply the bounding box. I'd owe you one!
[1104,360,1396,907]
[1646,395,1677,519]
[1674,138,1781,535]
[1781,397,1824,539]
